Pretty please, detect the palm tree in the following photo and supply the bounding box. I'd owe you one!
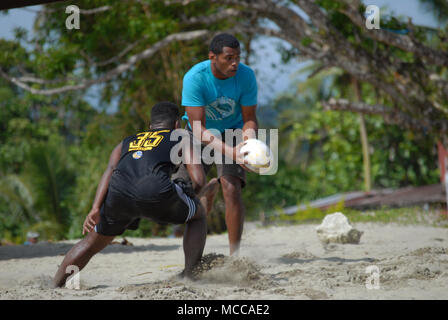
[419,0,448,25]
[26,141,75,228]
[272,62,374,191]
[0,140,76,241]
[0,174,38,222]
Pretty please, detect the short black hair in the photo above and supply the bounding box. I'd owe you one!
[150,101,180,128]
[209,33,240,55]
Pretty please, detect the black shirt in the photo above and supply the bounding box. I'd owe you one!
[109,128,181,201]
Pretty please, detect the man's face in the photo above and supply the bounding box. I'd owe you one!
[210,46,241,79]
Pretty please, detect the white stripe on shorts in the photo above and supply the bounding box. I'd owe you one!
[173,183,197,222]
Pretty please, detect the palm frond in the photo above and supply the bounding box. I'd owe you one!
[0,174,38,222]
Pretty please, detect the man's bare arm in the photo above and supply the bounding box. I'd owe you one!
[91,142,122,210]
[83,142,122,234]
[241,105,258,140]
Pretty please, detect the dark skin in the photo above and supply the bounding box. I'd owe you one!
[53,120,217,288]
[184,46,259,255]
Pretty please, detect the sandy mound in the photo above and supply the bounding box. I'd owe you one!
[118,253,275,299]
[192,253,274,290]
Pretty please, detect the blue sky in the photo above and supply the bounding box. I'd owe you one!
[0,1,440,107]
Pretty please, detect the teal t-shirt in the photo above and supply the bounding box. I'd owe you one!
[181,60,258,133]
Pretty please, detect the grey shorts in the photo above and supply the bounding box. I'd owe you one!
[172,128,246,188]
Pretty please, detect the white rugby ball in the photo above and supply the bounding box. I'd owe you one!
[239,139,272,171]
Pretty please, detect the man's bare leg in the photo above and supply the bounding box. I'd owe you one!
[183,178,220,277]
[220,175,244,256]
[198,178,220,214]
[183,204,207,277]
[53,231,114,288]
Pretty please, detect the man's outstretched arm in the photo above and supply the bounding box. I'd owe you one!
[83,142,122,234]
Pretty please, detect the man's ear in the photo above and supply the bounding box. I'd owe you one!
[209,51,216,61]
[175,119,181,129]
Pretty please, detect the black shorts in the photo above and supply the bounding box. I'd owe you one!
[95,182,199,236]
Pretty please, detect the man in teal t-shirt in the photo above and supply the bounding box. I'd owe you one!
[181,56,258,133]
[173,33,259,256]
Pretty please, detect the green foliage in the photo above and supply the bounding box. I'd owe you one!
[0,175,36,243]
[24,137,76,230]
[300,37,313,47]
[0,39,29,67]
[419,0,448,24]
[0,0,444,243]
[122,219,171,238]
[243,160,312,219]
[316,0,345,11]
[242,62,439,220]
[273,205,448,228]
[0,174,36,223]
[28,220,65,242]
[0,0,230,242]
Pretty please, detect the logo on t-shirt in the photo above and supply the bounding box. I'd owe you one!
[206,97,236,121]
[132,151,143,159]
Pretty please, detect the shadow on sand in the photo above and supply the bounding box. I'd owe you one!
[0,241,180,261]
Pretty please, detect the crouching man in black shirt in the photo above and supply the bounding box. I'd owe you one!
[53,101,219,287]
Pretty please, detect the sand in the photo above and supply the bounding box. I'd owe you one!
[0,222,447,300]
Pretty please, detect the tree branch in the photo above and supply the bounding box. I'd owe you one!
[0,30,211,96]
[321,98,432,132]
[339,0,448,66]
[89,35,149,68]
[182,8,243,25]
[15,75,82,85]
[218,0,315,39]
[231,25,320,58]
[23,5,112,14]
[164,0,196,5]
[79,6,111,15]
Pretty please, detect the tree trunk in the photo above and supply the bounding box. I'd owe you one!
[352,78,371,192]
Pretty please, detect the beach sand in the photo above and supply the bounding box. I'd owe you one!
[1,222,447,300]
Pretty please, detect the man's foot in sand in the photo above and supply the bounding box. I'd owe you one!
[199,178,220,214]
[177,269,197,281]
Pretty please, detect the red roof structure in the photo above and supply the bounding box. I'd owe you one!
[275,183,446,217]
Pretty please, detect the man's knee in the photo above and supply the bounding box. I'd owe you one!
[220,175,242,197]
[82,232,114,255]
[189,203,206,222]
